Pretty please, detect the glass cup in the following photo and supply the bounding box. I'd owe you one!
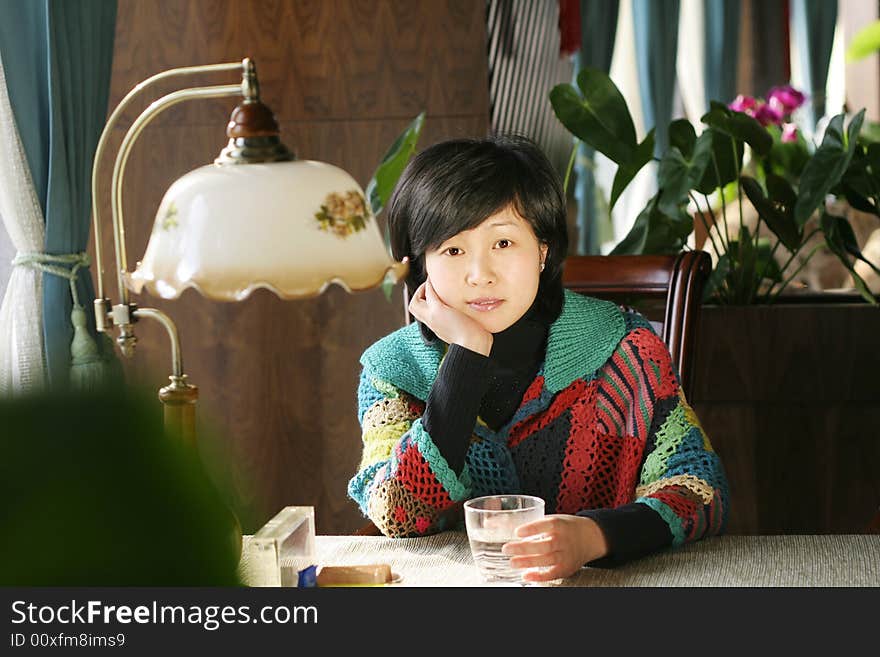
[463,494,545,584]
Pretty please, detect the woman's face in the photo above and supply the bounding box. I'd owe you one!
[424,206,548,334]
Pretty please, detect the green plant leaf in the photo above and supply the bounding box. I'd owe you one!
[703,253,730,303]
[735,226,757,302]
[365,111,425,217]
[846,19,880,62]
[762,125,812,182]
[838,183,879,217]
[754,238,783,283]
[668,119,697,158]
[645,206,694,253]
[741,175,801,251]
[821,212,879,305]
[859,120,880,145]
[851,268,879,305]
[609,129,655,210]
[701,101,772,157]
[609,201,651,255]
[657,129,713,217]
[836,147,879,215]
[866,142,880,175]
[794,110,866,226]
[549,68,638,166]
[609,194,692,255]
[724,229,780,303]
[765,173,798,210]
[695,129,742,194]
[821,211,880,276]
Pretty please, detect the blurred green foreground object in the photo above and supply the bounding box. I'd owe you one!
[0,386,240,586]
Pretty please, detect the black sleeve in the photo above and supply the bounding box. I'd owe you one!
[421,344,492,475]
[577,503,673,567]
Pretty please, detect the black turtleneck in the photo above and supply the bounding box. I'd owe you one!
[421,302,551,474]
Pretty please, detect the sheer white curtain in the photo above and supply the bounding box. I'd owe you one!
[595,0,657,254]
[0,52,46,393]
[677,0,706,126]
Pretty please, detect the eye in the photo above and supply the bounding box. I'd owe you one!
[443,246,462,256]
[495,239,512,249]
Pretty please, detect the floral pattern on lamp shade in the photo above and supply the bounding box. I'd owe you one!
[315,190,368,238]
[160,202,179,231]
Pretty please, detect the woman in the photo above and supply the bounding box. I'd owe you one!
[348,135,729,582]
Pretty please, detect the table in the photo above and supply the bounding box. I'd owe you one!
[239,531,880,587]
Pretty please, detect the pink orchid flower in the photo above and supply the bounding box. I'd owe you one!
[767,85,806,114]
[753,102,784,127]
[729,94,757,114]
[781,122,798,143]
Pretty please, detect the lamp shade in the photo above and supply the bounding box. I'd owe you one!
[126,159,407,301]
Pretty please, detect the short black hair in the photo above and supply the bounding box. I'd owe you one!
[387,134,568,322]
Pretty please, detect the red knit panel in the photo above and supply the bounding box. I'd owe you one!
[612,436,645,507]
[628,328,679,399]
[407,398,426,416]
[396,443,454,512]
[556,381,601,512]
[595,383,626,435]
[520,375,545,406]
[651,488,701,537]
[605,342,650,438]
[508,378,587,449]
[558,380,645,512]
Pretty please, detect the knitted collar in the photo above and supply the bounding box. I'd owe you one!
[360,289,626,399]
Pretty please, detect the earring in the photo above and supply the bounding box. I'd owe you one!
[540,262,545,272]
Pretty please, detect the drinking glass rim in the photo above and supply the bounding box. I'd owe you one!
[463,494,545,513]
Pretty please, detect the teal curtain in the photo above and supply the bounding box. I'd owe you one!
[0,1,50,213]
[704,0,741,107]
[633,0,680,157]
[573,0,619,254]
[0,0,117,387]
[792,0,837,130]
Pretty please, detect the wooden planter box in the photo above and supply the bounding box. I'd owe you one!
[691,302,880,535]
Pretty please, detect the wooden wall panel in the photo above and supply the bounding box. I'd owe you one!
[94,0,490,534]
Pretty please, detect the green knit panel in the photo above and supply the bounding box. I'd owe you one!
[409,422,471,502]
[544,290,626,393]
[640,402,690,484]
[360,322,443,400]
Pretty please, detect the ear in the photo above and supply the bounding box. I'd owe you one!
[539,242,549,264]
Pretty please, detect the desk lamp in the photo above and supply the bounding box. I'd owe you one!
[90,58,408,444]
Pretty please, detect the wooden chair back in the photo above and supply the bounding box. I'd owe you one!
[559,251,712,400]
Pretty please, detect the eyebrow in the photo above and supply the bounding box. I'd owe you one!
[487,221,515,228]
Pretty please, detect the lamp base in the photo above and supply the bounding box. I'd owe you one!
[158,375,198,447]
[157,374,242,565]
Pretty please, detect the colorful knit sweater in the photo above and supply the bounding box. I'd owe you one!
[348,290,729,562]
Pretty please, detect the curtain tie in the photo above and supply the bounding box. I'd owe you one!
[12,251,117,389]
[12,251,91,305]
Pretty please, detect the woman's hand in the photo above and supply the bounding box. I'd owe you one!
[501,514,609,582]
[408,278,493,356]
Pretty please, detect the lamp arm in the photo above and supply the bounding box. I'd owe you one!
[110,82,244,308]
[132,307,184,378]
[90,61,243,302]
[134,307,199,447]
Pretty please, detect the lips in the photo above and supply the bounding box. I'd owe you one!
[467,298,504,312]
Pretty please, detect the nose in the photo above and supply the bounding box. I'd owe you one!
[465,252,496,287]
